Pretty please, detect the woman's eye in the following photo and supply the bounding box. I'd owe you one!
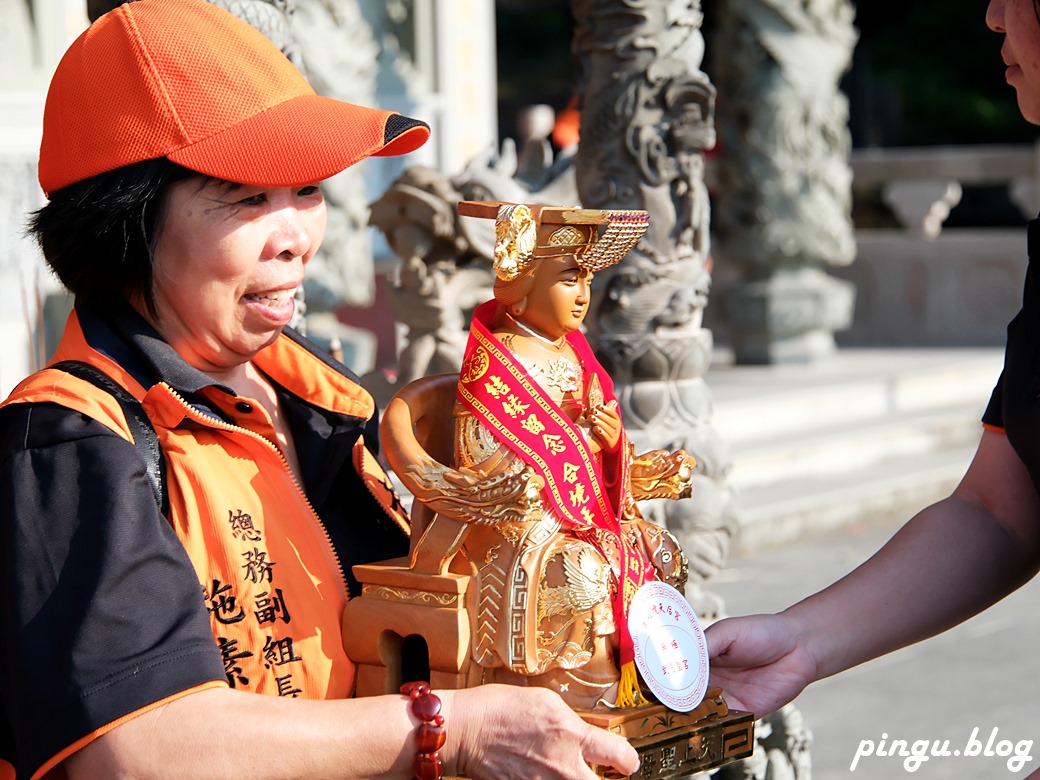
[238,193,266,206]
[298,185,321,197]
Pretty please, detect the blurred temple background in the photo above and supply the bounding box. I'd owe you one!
[2,2,1038,778]
[1,0,1034,389]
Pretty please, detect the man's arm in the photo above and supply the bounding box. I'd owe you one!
[707,430,1040,717]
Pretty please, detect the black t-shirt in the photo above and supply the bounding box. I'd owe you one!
[983,218,1040,496]
[0,402,226,778]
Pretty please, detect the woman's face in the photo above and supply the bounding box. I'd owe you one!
[146,178,327,376]
[519,254,592,340]
[988,0,1040,124]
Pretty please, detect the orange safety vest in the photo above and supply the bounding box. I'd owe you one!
[3,310,409,704]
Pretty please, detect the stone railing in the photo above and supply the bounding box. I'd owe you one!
[709,144,1037,349]
[849,144,1039,237]
[832,144,1037,347]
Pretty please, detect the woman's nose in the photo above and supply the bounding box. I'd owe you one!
[270,207,313,261]
[986,0,1006,33]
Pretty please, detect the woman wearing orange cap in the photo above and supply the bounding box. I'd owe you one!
[0,1,639,779]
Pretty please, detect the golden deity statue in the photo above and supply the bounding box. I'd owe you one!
[369,201,696,710]
[448,201,695,709]
[345,201,755,778]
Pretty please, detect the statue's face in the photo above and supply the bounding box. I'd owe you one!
[520,255,592,340]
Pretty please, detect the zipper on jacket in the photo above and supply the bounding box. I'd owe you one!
[163,386,352,602]
[356,441,411,533]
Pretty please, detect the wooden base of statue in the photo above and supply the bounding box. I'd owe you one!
[343,559,755,777]
[580,692,754,779]
[343,558,481,694]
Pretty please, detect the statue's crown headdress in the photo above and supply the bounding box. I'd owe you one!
[457,200,649,282]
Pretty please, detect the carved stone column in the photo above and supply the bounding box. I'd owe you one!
[570,0,734,621]
[711,0,859,364]
[570,3,812,776]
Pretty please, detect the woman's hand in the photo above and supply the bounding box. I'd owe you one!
[704,613,818,719]
[588,401,622,453]
[445,685,639,780]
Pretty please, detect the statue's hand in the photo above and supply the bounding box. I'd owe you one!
[588,401,622,452]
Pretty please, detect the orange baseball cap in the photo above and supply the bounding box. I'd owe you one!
[38,0,430,196]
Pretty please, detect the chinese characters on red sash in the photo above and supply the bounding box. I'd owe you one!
[457,301,656,688]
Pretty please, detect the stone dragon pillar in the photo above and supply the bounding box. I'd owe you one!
[711,0,859,364]
[570,0,734,622]
[569,2,813,775]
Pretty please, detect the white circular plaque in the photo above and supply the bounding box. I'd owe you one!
[628,581,709,712]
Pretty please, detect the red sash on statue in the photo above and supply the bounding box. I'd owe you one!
[457,301,655,676]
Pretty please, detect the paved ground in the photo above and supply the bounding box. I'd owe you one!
[708,513,1040,780]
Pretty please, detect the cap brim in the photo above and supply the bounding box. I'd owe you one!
[167,93,429,187]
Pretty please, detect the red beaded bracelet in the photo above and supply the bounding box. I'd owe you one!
[401,681,446,780]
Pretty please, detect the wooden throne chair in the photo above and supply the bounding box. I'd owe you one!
[343,373,480,695]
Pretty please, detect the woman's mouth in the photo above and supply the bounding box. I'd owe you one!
[243,286,298,326]
[244,287,297,307]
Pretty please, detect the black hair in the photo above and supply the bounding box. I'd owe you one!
[27,157,198,320]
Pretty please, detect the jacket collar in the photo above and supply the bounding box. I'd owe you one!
[76,302,236,398]
[72,302,375,421]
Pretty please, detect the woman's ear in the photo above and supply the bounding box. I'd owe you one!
[509,297,528,318]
